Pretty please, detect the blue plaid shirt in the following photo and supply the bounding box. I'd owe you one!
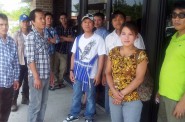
[94,27,109,40]
[25,27,50,79]
[0,36,20,88]
[44,27,60,55]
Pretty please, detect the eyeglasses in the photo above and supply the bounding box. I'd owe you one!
[172,12,185,19]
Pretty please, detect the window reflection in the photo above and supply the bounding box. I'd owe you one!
[113,0,143,21]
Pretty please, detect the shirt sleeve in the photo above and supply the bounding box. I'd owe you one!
[105,35,110,56]
[25,33,35,64]
[13,43,20,81]
[54,29,60,44]
[137,50,148,64]
[97,36,106,55]
[71,37,77,53]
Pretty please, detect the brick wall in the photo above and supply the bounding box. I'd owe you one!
[31,0,53,12]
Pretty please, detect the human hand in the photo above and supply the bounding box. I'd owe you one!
[70,71,75,83]
[101,74,107,86]
[13,80,19,90]
[173,100,185,119]
[112,98,122,105]
[49,36,57,44]
[34,77,42,89]
[155,92,160,104]
[112,90,124,101]
[94,74,101,86]
[50,72,54,86]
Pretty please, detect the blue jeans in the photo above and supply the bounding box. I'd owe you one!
[70,79,96,120]
[105,84,110,114]
[109,97,142,122]
[28,76,49,122]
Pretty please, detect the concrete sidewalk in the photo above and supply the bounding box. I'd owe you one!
[9,83,111,122]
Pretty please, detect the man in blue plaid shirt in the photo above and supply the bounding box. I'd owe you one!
[0,13,20,122]
[25,9,54,122]
[44,12,60,90]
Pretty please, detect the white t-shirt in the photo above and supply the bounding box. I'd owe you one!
[105,30,145,55]
[71,33,106,78]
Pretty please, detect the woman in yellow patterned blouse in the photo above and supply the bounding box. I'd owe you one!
[106,22,148,122]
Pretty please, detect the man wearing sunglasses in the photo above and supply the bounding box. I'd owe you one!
[158,1,185,122]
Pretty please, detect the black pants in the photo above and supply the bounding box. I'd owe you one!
[13,63,29,102]
[0,86,13,122]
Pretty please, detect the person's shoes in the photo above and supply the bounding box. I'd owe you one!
[49,85,55,91]
[59,83,66,88]
[85,119,94,122]
[81,103,86,110]
[63,115,79,122]
[21,95,29,105]
[21,98,29,105]
[11,103,18,112]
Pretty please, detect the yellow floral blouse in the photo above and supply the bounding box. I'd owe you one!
[109,46,148,102]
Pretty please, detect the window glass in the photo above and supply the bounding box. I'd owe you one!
[112,0,143,21]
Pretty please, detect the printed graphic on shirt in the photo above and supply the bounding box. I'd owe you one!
[79,40,96,60]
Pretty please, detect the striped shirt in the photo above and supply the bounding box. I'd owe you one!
[0,36,20,88]
[25,27,50,79]
[45,27,60,55]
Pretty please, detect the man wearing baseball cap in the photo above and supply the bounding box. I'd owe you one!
[11,14,30,112]
[63,14,106,122]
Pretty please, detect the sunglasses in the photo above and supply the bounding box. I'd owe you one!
[172,12,185,19]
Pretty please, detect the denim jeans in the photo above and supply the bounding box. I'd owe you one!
[28,76,49,122]
[70,79,96,120]
[104,84,110,114]
[109,97,142,122]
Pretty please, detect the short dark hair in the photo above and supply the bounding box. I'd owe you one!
[94,12,105,20]
[173,1,185,11]
[59,12,68,18]
[0,13,8,21]
[29,8,43,21]
[122,21,138,35]
[45,12,53,18]
[111,10,126,21]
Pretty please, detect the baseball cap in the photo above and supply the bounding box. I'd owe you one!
[19,14,29,22]
[81,14,94,22]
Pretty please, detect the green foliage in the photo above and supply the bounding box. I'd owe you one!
[73,3,79,12]
[0,2,31,33]
[113,0,142,21]
[9,3,30,21]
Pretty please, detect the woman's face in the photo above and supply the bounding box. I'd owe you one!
[120,27,137,47]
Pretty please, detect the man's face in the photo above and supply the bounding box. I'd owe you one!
[45,15,53,26]
[94,16,104,28]
[59,15,67,25]
[0,18,8,37]
[32,12,45,30]
[112,15,125,30]
[20,20,29,30]
[81,18,94,33]
[172,9,185,31]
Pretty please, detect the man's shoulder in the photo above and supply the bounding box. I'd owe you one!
[7,36,16,45]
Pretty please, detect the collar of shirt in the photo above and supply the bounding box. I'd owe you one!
[0,35,12,44]
[32,26,47,41]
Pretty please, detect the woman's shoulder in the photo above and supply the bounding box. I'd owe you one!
[136,49,148,63]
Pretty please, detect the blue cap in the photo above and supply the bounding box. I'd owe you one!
[19,14,29,22]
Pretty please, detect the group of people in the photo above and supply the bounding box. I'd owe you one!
[0,1,185,122]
